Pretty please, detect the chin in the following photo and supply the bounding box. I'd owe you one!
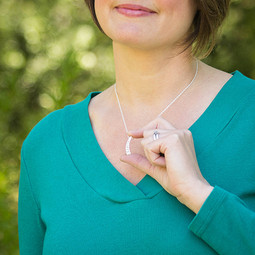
[113,35,157,51]
[97,8,158,49]
[105,24,158,50]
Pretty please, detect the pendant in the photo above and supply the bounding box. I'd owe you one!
[125,136,132,155]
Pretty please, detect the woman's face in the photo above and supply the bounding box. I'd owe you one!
[95,0,197,51]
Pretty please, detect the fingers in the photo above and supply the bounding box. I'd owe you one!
[143,137,167,167]
[143,129,169,139]
[120,153,166,184]
[128,116,176,138]
[141,129,193,167]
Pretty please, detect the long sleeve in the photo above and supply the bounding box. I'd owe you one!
[18,148,45,255]
[189,186,255,254]
[15,72,255,254]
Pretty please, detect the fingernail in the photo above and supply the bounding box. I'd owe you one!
[129,129,141,134]
[127,130,135,136]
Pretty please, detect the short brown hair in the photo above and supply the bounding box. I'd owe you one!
[84,0,230,58]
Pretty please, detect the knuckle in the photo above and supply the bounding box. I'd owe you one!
[150,155,157,163]
[146,142,153,150]
[143,130,150,137]
[181,129,192,138]
[185,129,192,136]
[170,133,179,143]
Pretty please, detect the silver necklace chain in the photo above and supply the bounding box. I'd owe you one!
[114,59,199,137]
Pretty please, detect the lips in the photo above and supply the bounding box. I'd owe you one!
[115,4,156,13]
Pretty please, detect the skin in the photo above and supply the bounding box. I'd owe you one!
[120,117,213,214]
[94,0,231,213]
[95,0,200,108]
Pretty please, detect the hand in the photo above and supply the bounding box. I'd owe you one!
[120,116,214,213]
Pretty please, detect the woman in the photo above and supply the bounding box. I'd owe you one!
[18,0,255,254]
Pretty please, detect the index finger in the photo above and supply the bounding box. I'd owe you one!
[127,116,176,138]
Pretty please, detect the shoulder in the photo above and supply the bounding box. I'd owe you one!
[21,98,87,156]
[233,70,255,88]
[200,62,255,91]
[22,109,62,151]
[229,72,255,125]
[234,71,255,107]
[203,61,255,106]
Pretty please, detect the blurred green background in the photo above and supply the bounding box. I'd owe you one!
[0,0,254,254]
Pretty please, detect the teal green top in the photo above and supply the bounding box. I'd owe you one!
[18,71,255,254]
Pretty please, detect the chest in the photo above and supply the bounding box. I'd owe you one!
[88,98,203,186]
[90,115,147,185]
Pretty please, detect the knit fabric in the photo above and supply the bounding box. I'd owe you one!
[18,71,255,254]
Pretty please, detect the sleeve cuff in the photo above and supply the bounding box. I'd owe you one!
[188,185,227,236]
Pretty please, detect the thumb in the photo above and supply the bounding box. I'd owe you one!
[120,154,163,182]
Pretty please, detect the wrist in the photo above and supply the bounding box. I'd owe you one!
[177,181,214,214]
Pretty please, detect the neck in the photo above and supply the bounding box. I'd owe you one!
[112,41,198,114]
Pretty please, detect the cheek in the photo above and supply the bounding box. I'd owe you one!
[93,0,197,48]
[95,0,117,37]
[94,0,110,26]
[157,0,197,38]
[94,0,105,21]
[158,0,196,18]
[157,0,180,9]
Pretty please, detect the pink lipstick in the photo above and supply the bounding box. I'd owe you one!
[115,4,156,17]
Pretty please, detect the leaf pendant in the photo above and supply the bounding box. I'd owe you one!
[125,136,132,155]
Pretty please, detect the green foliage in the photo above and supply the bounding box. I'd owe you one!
[205,0,255,77]
[0,0,254,254]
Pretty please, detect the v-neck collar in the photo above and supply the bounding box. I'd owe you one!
[61,71,251,203]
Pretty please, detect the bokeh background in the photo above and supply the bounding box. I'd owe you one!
[0,0,254,254]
